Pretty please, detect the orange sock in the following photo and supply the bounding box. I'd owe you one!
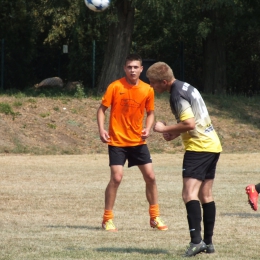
[149,204,160,219]
[103,209,114,223]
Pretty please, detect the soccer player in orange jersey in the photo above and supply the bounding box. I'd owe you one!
[146,62,222,257]
[97,54,167,232]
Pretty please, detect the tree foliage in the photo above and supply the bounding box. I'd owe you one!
[0,0,260,94]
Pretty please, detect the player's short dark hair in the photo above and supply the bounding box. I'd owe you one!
[125,54,142,65]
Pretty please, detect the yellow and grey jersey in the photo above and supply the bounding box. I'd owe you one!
[170,80,222,152]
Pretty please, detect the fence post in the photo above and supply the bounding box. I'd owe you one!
[92,40,95,88]
[180,41,184,81]
[1,39,4,91]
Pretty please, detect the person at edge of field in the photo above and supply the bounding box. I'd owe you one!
[146,62,222,257]
[97,54,168,232]
[245,183,260,211]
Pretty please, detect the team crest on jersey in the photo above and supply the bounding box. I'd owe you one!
[121,99,140,108]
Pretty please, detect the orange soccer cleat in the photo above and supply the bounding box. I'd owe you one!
[150,216,168,231]
[245,184,259,211]
[102,219,118,232]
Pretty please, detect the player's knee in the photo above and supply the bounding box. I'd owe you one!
[111,175,123,185]
[199,193,213,203]
[144,173,156,184]
[182,191,199,204]
[182,194,189,203]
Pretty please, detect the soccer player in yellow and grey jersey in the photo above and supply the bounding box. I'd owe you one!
[146,62,222,257]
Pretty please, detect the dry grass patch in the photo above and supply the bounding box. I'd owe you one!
[0,153,259,259]
[0,95,260,155]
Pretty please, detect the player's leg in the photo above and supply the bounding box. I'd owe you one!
[182,177,204,244]
[199,179,215,253]
[198,152,220,253]
[102,146,126,231]
[245,183,260,211]
[198,179,214,204]
[182,151,207,257]
[105,165,124,210]
[102,165,123,231]
[182,177,202,203]
[129,144,167,230]
[138,163,157,205]
[182,178,206,257]
[138,163,168,231]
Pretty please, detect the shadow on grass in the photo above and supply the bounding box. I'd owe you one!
[221,212,260,218]
[46,225,100,230]
[95,247,169,255]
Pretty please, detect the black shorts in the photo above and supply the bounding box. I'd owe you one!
[108,145,152,168]
[182,151,220,181]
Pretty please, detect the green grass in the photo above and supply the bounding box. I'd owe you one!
[0,153,259,259]
[0,93,259,155]
[1,84,97,99]
[155,92,260,125]
[2,89,260,126]
[0,102,15,115]
[40,112,50,118]
[0,102,21,119]
[203,94,260,128]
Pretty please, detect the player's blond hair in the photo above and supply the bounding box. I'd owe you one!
[146,62,174,82]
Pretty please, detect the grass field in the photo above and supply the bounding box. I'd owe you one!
[1,153,259,260]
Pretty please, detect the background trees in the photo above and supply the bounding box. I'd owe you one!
[97,0,135,93]
[0,0,260,95]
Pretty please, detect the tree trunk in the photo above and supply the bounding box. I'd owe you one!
[202,9,227,94]
[203,33,227,94]
[97,0,135,94]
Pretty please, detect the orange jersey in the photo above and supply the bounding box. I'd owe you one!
[101,77,154,147]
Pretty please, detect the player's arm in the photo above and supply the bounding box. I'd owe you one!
[141,110,154,140]
[97,104,110,143]
[154,102,195,137]
[154,117,195,136]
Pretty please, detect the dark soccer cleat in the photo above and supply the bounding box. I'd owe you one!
[245,184,258,211]
[184,240,207,257]
[205,243,215,253]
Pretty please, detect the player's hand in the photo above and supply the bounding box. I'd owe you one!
[141,128,150,140]
[163,133,172,141]
[153,121,166,133]
[163,132,180,141]
[99,130,111,143]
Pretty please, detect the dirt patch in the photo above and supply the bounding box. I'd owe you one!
[0,96,259,154]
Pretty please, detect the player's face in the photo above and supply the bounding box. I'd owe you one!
[124,60,143,85]
[149,80,168,94]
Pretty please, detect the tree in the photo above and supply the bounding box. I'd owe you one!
[1,0,260,94]
[0,0,36,89]
[97,0,135,94]
[171,0,260,94]
[97,0,176,94]
[170,0,233,94]
[30,0,109,87]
